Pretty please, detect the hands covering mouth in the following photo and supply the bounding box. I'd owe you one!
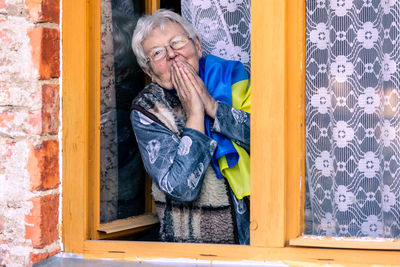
[171,58,217,122]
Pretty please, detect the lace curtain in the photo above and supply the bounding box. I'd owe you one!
[181,0,251,73]
[306,0,400,237]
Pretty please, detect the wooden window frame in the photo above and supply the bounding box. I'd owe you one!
[62,0,400,264]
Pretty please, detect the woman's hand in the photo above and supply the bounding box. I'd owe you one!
[171,61,205,133]
[174,59,218,119]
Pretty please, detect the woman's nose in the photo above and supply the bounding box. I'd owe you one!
[166,46,177,59]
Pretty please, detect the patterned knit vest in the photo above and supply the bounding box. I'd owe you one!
[132,83,237,244]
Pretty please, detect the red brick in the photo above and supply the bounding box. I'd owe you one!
[30,248,59,264]
[0,29,11,43]
[28,27,60,79]
[25,110,42,135]
[0,141,14,159]
[0,0,5,11]
[26,0,59,24]
[0,112,15,128]
[28,140,59,191]
[0,88,10,105]
[0,215,5,233]
[0,141,13,175]
[41,84,60,134]
[0,88,60,135]
[0,246,10,266]
[25,194,59,248]
[0,110,43,136]
[21,84,60,135]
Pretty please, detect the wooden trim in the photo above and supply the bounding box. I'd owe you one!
[98,214,158,234]
[96,226,155,240]
[250,0,286,247]
[285,0,306,241]
[62,0,400,261]
[62,0,91,252]
[97,214,158,240]
[88,0,102,241]
[81,240,400,265]
[145,0,160,14]
[290,236,400,250]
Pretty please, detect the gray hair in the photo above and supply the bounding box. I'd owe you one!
[131,9,199,70]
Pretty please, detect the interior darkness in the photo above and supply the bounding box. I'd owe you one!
[109,0,180,221]
[102,0,182,240]
[110,0,146,221]
[160,0,181,14]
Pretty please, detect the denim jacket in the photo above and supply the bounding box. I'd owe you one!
[131,101,250,244]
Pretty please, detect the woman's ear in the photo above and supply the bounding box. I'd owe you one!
[195,36,202,57]
[141,67,152,80]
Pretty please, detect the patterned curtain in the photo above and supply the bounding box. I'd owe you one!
[181,0,251,73]
[100,0,119,223]
[306,0,400,237]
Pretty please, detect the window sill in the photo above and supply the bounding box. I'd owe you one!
[289,235,400,250]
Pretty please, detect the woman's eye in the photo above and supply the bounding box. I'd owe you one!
[171,39,185,48]
[152,50,163,58]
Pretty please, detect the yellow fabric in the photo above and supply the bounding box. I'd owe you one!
[217,79,251,199]
[231,79,251,113]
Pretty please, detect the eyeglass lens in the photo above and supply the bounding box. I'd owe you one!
[149,35,189,62]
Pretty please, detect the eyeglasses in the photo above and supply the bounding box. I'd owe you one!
[146,35,191,62]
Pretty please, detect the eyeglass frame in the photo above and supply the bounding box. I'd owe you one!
[145,35,193,63]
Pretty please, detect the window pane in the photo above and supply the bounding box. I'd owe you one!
[305,0,400,238]
[98,0,252,245]
[100,0,146,223]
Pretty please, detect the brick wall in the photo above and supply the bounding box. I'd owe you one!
[0,0,61,266]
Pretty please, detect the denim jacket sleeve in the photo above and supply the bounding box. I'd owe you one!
[130,109,217,202]
[211,102,250,152]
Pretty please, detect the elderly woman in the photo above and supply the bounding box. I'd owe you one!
[130,9,250,244]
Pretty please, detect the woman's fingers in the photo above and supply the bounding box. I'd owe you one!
[179,61,204,88]
[176,59,196,73]
[174,62,195,97]
[179,66,196,92]
[174,62,205,116]
[172,64,184,91]
[180,65,217,118]
[176,60,207,96]
[182,66,201,92]
[172,65,185,101]
[174,60,200,89]
[170,65,179,90]
[174,62,205,132]
[173,63,192,107]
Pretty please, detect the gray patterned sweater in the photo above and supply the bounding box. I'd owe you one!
[131,82,250,244]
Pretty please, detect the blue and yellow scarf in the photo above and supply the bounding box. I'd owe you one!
[199,55,250,199]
